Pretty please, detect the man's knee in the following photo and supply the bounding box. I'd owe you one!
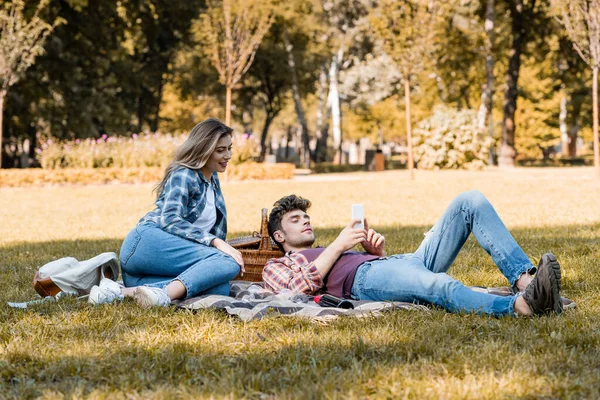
[432,274,462,301]
[455,190,488,209]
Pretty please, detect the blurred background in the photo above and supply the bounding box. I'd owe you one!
[1,0,596,174]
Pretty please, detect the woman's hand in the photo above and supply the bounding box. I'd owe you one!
[212,238,245,274]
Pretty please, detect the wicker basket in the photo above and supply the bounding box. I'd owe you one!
[227,208,284,282]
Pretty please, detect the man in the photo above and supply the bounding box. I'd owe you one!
[262,191,563,317]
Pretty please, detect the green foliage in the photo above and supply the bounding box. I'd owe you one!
[0,0,63,93]
[515,53,562,158]
[413,106,492,170]
[369,0,441,77]
[2,0,599,169]
[6,0,203,141]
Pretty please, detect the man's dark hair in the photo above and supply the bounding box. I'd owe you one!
[268,195,311,251]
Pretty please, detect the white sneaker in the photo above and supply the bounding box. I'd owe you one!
[89,278,123,305]
[133,286,171,308]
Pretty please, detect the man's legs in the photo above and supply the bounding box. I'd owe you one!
[350,256,517,316]
[413,190,535,288]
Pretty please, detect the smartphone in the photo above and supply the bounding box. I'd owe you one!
[351,204,364,230]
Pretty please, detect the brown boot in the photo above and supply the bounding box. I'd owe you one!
[522,253,562,315]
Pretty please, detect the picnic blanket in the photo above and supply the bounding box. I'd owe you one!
[177,282,576,322]
[178,281,427,322]
[9,281,575,320]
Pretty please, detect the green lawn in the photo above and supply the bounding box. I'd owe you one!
[1,167,600,399]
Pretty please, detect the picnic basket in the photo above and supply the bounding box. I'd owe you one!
[227,208,284,282]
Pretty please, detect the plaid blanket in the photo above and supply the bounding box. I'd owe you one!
[177,282,576,322]
[177,281,429,322]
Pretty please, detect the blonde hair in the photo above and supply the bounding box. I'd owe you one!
[154,118,233,198]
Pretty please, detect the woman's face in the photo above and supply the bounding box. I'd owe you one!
[202,134,233,177]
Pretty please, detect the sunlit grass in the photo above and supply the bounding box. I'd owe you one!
[1,167,600,398]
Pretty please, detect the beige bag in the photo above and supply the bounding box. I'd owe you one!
[33,252,119,297]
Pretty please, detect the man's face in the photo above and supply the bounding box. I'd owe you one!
[274,209,315,251]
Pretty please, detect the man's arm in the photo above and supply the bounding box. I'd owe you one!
[312,219,368,276]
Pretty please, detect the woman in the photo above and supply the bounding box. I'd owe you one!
[89,118,244,307]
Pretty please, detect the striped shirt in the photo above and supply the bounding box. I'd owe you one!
[139,166,227,246]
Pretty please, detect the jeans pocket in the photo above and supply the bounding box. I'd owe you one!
[120,227,143,268]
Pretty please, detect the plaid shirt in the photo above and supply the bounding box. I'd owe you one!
[139,166,227,246]
[262,251,324,294]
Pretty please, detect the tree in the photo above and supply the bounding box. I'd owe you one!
[552,0,600,175]
[241,24,291,161]
[119,0,205,132]
[369,0,440,179]
[198,0,274,126]
[0,0,62,167]
[498,0,540,167]
[321,0,373,164]
[482,0,496,165]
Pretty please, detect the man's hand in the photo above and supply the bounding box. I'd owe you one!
[313,219,367,278]
[361,218,386,257]
[212,238,246,274]
[331,219,368,253]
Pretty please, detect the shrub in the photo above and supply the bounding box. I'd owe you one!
[412,106,493,170]
[36,133,184,169]
[0,163,295,188]
[312,163,365,174]
[36,131,263,170]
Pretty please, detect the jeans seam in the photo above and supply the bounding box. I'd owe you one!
[121,227,142,268]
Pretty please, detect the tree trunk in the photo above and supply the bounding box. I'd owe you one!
[28,124,37,167]
[259,114,274,162]
[484,0,495,165]
[0,93,4,169]
[150,77,164,132]
[137,94,145,133]
[499,0,532,168]
[568,113,580,157]
[283,30,310,168]
[225,85,232,126]
[314,66,327,162]
[329,44,344,164]
[405,79,414,180]
[594,66,599,176]
[285,125,292,159]
[560,94,569,156]
[315,98,332,163]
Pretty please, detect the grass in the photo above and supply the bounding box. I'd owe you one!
[1,167,600,399]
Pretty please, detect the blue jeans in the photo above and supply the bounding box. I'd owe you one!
[119,223,240,298]
[350,191,535,316]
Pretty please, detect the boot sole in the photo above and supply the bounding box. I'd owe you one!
[540,253,563,314]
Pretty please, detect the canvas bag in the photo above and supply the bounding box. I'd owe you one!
[33,252,120,297]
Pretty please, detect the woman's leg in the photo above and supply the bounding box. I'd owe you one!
[119,224,240,299]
